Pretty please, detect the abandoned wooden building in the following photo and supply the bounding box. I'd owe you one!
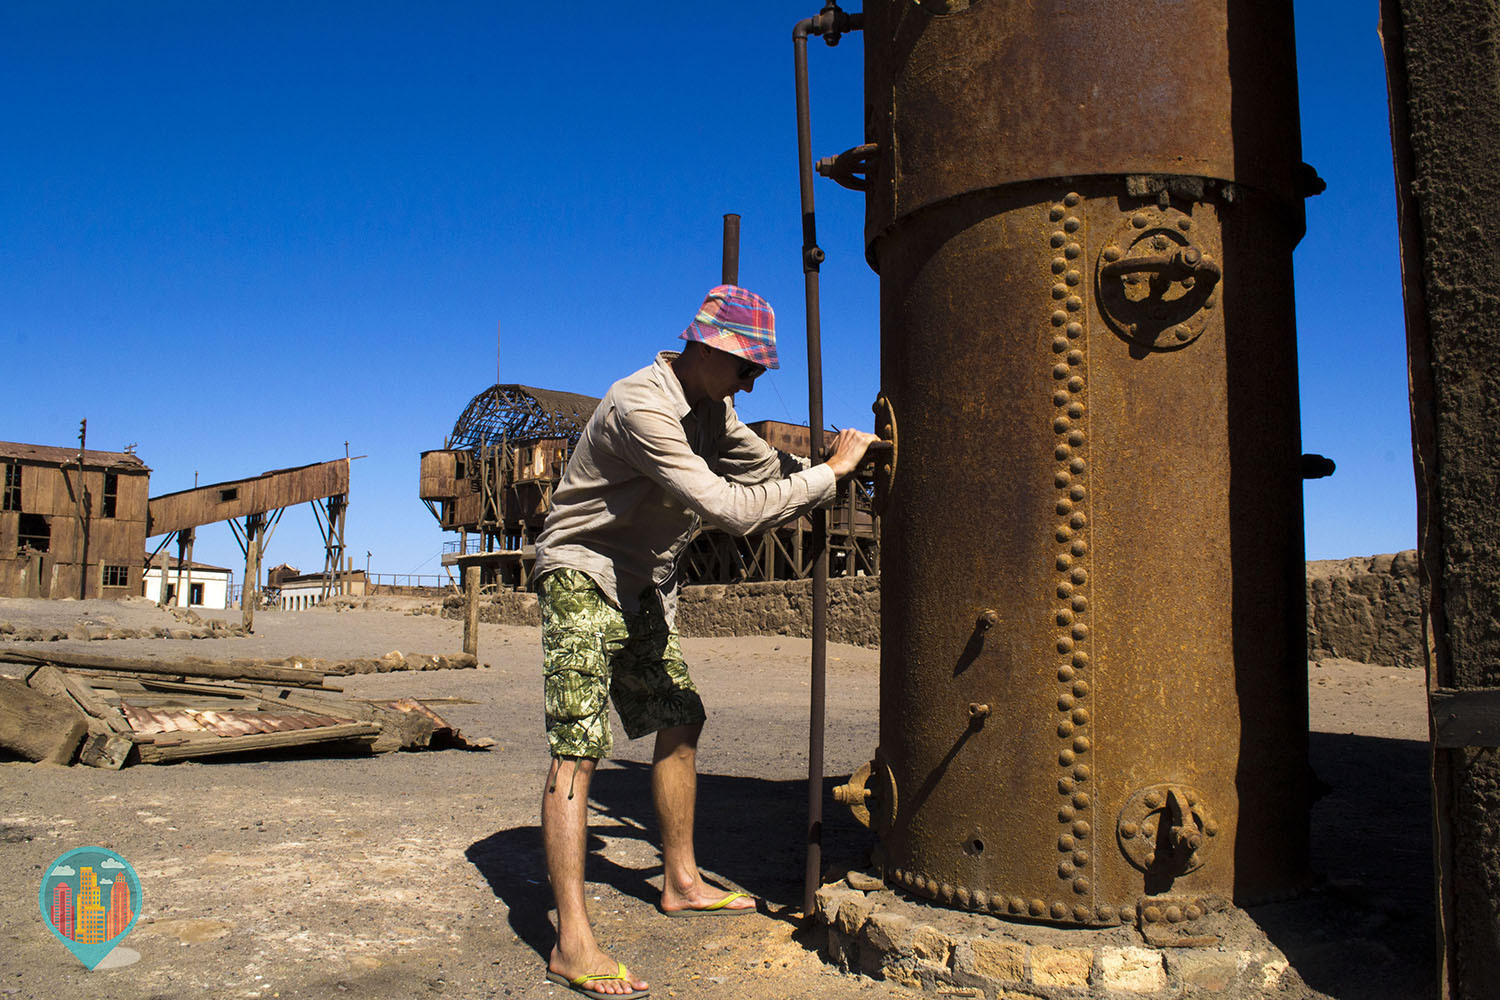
[420,384,878,590]
[0,441,151,600]
[1,436,354,617]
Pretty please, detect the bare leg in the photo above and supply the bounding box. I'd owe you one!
[653,724,756,913]
[542,757,648,995]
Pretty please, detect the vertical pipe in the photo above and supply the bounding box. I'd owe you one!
[794,16,829,918]
[721,213,741,286]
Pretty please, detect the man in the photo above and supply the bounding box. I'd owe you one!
[533,285,876,998]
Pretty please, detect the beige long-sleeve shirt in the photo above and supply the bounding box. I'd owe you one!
[533,352,837,620]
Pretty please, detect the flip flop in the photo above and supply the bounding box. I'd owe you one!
[660,891,757,917]
[545,961,649,1000]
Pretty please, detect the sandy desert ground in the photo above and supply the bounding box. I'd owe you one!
[0,596,1433,999]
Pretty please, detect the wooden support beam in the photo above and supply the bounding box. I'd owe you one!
[464,565,481,657]
[0,677,88,765]
[156,543,173,608]
[175,529,189,609]
[0,649,330,687]
[24,664,131,733]
[182,527,195,609]
[243,529,260,632]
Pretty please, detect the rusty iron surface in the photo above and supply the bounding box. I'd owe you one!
[858,0,1311,930]
[860,0,1304,261]
[866,177,1310,925]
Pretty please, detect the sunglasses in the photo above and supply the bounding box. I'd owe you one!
[737,359,767,380]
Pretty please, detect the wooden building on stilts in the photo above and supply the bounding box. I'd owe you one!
[421,384,878,592]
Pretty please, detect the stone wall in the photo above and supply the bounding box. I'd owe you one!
[675,577,879,647]
[447,557,1423,667]
[442,576,881,647]
[1305,550,1424,668]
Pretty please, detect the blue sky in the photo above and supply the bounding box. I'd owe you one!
[1,1,1410,583]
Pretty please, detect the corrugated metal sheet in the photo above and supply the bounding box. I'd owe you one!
[120,702,350,737]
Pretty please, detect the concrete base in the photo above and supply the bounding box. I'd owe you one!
[815,876,1296,999]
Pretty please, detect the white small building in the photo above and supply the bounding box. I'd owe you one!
[143,557,233,609]
[273,570,366,610]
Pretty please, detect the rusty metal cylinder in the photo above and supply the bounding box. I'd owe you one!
[859,0,1311,926]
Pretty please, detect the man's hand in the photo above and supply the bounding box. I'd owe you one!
[823,428,880,479]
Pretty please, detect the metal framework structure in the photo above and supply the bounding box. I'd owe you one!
[679,477,878,584]
[447,385,600,451]
[423,385,879,590]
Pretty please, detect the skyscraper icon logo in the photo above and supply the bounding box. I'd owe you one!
[37,847,142,969]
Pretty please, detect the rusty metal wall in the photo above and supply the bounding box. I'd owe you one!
[860,0,1311,926]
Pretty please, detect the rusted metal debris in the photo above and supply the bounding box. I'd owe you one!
[0,656,488,769]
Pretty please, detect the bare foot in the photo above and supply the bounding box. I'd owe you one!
[659,877,757,915]
[547,945,648,996]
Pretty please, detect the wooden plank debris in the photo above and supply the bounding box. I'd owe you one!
[0,653,486,767]
[134,722,380,764]
[24,665,132,733]
[77,730,134,770]
[0,649,329,687]
[0,677,88,765]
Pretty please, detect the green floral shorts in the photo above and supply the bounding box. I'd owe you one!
[540,569,706,759]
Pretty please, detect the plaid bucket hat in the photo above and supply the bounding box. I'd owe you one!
[680,285,780,369]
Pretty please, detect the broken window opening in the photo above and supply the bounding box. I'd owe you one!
[2,463,19,512]
[102,565,128,588]
[189,582,204,606]
[102,472,118,518]
[18,513,49,552]
[219,488,238,502]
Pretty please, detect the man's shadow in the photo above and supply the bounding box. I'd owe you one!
[466,759,871,959]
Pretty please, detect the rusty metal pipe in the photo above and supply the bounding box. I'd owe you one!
[721,213,741,285]
[793,2,862,918]
[793,11,829,921]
